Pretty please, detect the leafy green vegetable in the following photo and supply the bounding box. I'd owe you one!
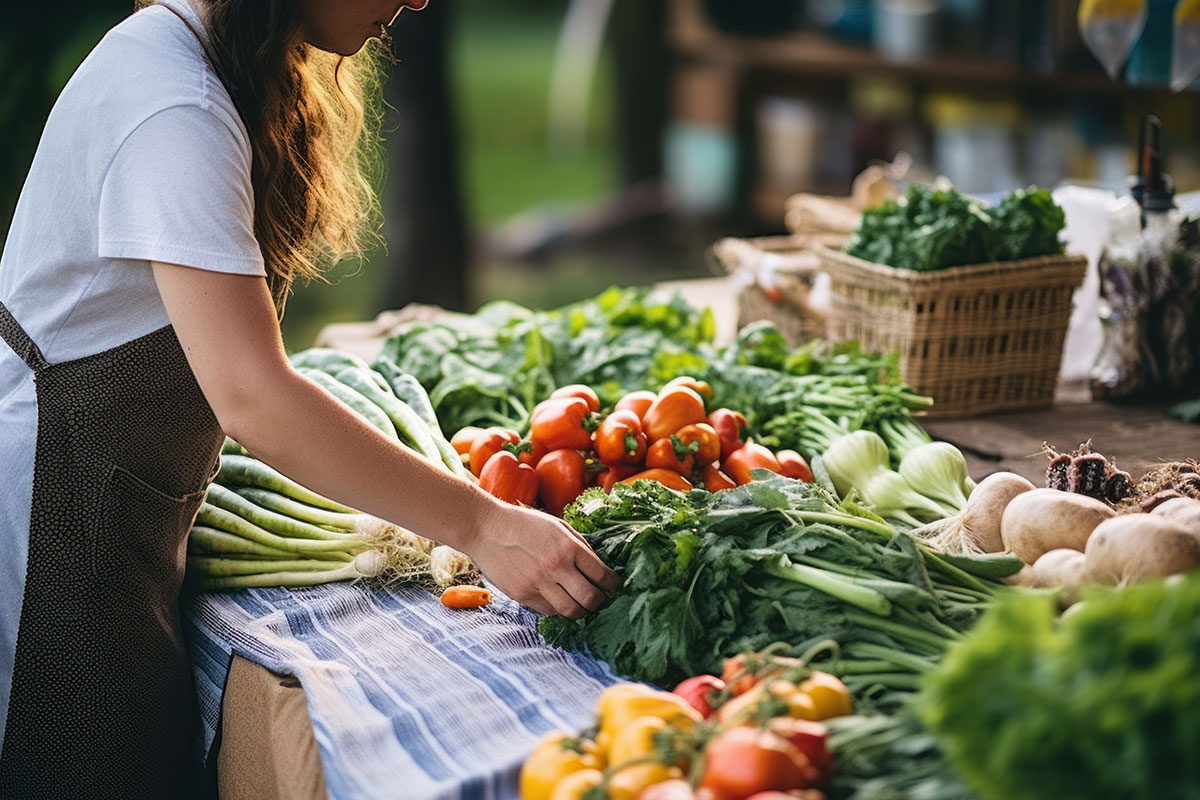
[380,287,934,458]
[845,184,1066,272]
[541,475,1008,709]
[920,576,1200,800]
[828,713,974,800]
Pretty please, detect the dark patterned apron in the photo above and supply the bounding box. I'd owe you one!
[0,300,224,798]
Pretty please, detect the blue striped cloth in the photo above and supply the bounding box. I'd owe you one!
[185,584,630,800]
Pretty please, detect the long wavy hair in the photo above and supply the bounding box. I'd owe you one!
[138,0,385,315]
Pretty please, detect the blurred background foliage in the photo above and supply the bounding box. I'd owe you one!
[4,1,1198,349]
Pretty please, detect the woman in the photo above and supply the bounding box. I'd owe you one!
[0,0,619,796]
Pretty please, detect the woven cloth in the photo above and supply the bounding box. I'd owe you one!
[185,584,629,800]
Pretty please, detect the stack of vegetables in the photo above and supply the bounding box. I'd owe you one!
[188,348,476,591]
[379,288,934,469]
[520,648,854,800]
[540,475,1022,711]
[455,378,817,516]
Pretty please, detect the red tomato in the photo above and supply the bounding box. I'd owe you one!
[701,464,737,493]
[518,438,548,468]
[674,423,720,466]
[776,450,814,483]
[672,675,726,719]
[643,387,707,442]
[661,376,713,398]
[479,451,539,506]
[530,397,595,452]
[614,390,657,421]
[708,409,749,462]
[598,464,639,493]
[450,426,486,457]
[595,410,648,466]
[550,384,601,413]
[645,437,695,476]
[767,719,832,786]
[723,443,783,486]
[721,654,759,696]
[469,428,521,478]
[700,728,818,799]
[620,469,694,492]
[536,449,588,516]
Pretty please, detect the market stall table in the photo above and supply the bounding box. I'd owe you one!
[186,583,628,800]
[198,287,1197,799]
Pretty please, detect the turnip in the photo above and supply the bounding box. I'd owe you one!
[1084,514,1200,585]
[1150,497,1200,535]
[914,472,1035,555]
[1030,548,1088,606]
[1001,489,1115,564]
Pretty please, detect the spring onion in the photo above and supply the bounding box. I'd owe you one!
[898,441,973,513]
[823,431,957,528]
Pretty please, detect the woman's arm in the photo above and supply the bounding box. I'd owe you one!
[152,262,618,617]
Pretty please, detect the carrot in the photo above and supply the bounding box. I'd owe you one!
[441,585,492,609]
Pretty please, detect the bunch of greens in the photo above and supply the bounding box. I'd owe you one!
[919,576,1200,800]
[540,474,1021,709]
[827,713,973,800]
[845,184,1066,272]
[381,288,935,462]
[379,287,715,435]
[668,322,934,466]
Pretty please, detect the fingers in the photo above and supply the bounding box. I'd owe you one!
[523,596,557,617]
[572,544,621,594]
[541,582,589,620]
[559,570,607,613]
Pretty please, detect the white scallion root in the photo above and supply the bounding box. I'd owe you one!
[430,545,477,588]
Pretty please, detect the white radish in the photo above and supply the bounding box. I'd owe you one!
[1085,513,1200,585]
[1151,497,1200,535]
[914,472,1036,555]
[1001,489,1115,564]
[1030,548,1089,606]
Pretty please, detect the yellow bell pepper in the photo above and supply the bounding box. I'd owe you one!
[594,685,701,754]
[766,679,820,721]
[605,763,683,800]
[521,732,604,800]
[547,768,604,800]
[797,671,853,720]
[607,715,670,767]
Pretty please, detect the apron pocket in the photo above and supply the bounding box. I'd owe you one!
[94,461,206,606]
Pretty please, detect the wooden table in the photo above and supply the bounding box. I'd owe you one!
[924,402,1199,485]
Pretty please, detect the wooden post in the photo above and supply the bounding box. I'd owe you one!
[378,0,471,313]
[611,0,669,186]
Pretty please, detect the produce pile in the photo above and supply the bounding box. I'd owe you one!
[914,443,1200,609]
[188,348,478,591]
[377,287,935,468]
[457,378,817,515]
[520,651,855,800]
[541,475,1019,707]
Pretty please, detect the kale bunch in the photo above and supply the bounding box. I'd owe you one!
[845,184,1066,272]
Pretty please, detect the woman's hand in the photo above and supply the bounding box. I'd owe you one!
[464,499,620,619]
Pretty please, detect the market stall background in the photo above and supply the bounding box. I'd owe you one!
[6,0,1200,348]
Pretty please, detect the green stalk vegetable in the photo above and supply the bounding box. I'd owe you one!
[217,455,356,513]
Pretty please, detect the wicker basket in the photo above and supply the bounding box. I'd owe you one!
[816,248,1089,417]
[708,235,842,346]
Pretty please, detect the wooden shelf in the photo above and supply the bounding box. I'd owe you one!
[668,0,1137,94]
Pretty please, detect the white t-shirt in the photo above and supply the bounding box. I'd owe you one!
[0,0,265,749]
